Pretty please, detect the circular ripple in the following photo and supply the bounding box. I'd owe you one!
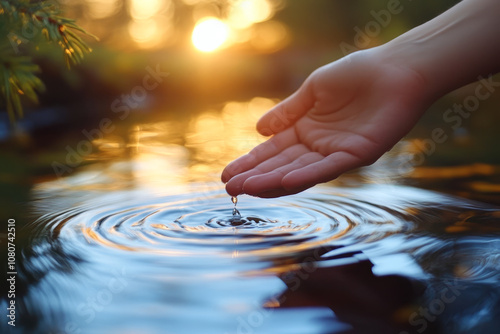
[77,196,345,257]
[30,186,435,260]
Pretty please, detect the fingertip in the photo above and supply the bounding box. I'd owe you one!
[257,88,313,136]
[256,104,287,137]
[225,177,244,196]
[256,114,276,137]
[225,183,243,197]
[257,125,274,137]
[221,167,234,183]
[221,160,245,183]
[225,171,257,196]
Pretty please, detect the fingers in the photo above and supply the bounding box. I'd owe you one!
[222,74,314,186]
[257,84,314,136]
[225,146,322,196]
[246,186,311,198]
[239,152,325,196]
[227,150,363,198]
[281,151,363,191]
[221,127,299,183]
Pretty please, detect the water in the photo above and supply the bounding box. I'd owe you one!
[231,196,241,218]
[2,100,500,334]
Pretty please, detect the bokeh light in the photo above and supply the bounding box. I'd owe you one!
[126,0,175,48]
[128,19,161,45]
[192,17,230,52]
[128,0,163,20]
[227,0,273,29]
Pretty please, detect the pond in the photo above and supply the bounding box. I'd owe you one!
[2,98,500,334]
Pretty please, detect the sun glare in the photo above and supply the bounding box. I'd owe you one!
[192,17,230,52]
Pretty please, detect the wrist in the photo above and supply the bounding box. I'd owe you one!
[373,0,500,100]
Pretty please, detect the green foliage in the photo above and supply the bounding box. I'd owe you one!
[0,0,97,124]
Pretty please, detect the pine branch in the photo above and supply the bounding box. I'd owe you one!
[0,56,45,122]
[0,0,98,124]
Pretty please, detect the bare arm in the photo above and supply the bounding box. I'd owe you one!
[222,0,500,198]
[385,0,500,98]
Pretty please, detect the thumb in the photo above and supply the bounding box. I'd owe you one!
[256,83,314,136]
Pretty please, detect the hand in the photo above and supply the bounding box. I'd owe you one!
[221,48,431,198]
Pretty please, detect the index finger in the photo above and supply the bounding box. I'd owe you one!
[257,86,314,136]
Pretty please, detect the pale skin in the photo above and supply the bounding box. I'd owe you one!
[222,0,500,198]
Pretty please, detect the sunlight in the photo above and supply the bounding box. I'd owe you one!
[192,17,230,52]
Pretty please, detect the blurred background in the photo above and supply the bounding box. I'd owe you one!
[2,0,500,219]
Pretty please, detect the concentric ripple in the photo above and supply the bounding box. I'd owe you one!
[21,183,500,334]
[64,195,346,258]
[29,186,433,261]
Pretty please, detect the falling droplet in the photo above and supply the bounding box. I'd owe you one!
[231,196,241,217]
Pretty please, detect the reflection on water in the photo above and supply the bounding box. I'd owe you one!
[2,99,500,334]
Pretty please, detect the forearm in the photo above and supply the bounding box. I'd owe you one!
[378,0,500,100]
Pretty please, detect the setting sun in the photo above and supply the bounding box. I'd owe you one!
[192,17,230,52]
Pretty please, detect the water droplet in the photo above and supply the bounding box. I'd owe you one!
[232,208,241,217]
[231,196,240,217]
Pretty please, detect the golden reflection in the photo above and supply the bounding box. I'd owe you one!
[83,227,135,250]
[186,111,229,180]
[50,98,276,192]
[183,98,275,180]
[411,163,498,179]
[130,123,191,192]
[445,225,470,233]
[454,264,473,278]
[220,97,275,152]
[466,181,500,193]
[262,298,281,308]
[220,97,275,154]
[192,17,230,52]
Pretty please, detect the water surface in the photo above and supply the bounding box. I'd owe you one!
[2,99,500,334]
